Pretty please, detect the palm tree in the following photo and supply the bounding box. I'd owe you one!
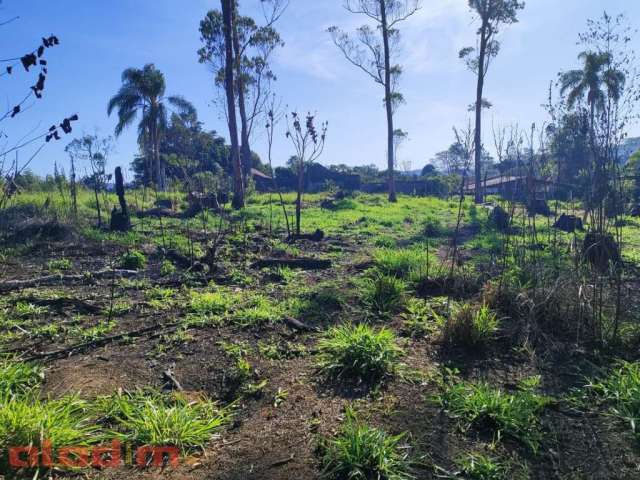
[107,64,193,190]
[559,51,625,136]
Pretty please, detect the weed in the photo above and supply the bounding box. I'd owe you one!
[189,290,232,319]
[102,391,230,452]
[457,452,507,480]
[317,323,403,385]
[319,407,412,480]
[373,248,430,279]
[47,258,73,271]
[14,301,48,318]
[120,250,147,270]
[437,375,550,451]
[585,361,640,439]
[231,295,282,327]
[360,272,406,317]
[160,259,177,276]
[443,304,499,348]
[0,360,43,398]
[400,298,444,337]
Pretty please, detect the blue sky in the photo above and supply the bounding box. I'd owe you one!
[2,0,639,178]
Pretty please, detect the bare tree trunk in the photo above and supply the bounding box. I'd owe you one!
[70,156,78,219]
[231,5,253,182]
[380,1,396,203]
[295,162,304,236]
[221,0,244,210]
[473,19,488,204]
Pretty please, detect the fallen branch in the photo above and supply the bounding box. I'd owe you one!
[284,316,319,332]
[162,369,184,391]
[23,322,179,362]
[0,269,139,293]
[251,258,331,270]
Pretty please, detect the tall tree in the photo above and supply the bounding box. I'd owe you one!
[107,64,192,191]
[328,0,420,203]
[199,1,286,208]
[559,51,625,141]
[220,0,244,209]
[460,0,524,203]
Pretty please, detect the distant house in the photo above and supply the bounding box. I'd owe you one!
[464,175,557,200]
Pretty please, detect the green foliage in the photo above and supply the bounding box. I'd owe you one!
[400,298,444,337]
[231,294,282,327]
[0,360,43,399]
[437,375,550,451]
[0,396,98,454]
[189,290,232,318]
[102,391,230,451]
[373,248,431,279]
[443,304,499,348]
[360,272,406,317]
[585,361,640,439]
[457,452,507,480]
[160,259,177,276]
[120,250,147,270]
[319,407,412,480]
[317,324,403,385]
[47,258,73,271]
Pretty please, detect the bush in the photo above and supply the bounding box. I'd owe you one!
[120,250,147,270]
[160,259,177,276]
[360,272,406,317]
[319,408,412,480]
[438,375,550,451]
[400,298,444,338]
[443,304,499,348]
[317,324,403,385]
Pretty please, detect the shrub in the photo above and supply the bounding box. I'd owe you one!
[585,361,640,439]
[319,407,412,480]
[0,360,43,398]
[101,391,230,451]
[443,304,499,348]
[120,250,147,270]
[317,323,403,385]
[438,375,550,451]
[360,272,405,317]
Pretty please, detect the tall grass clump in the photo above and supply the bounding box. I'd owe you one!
[360,272,406,317]
[373,248,430,279]
[585,361,640,439]
[0,360,43,398]
[317,324,403,385]
[443,304,499,348]
[0,396,98,455]
[319,407,412,480]
[457,452,507,480]
[437,375,550,451]
[100,391,230,452]
[120,250,147,270]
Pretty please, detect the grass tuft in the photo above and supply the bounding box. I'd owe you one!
[360,272,405,317]
[319,407,412,480]
[317,323,403,385]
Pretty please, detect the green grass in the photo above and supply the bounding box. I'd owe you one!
[443,304,499,348]
[360,272,406,317]
[231,294,282,327]
[585,361,640,440]
[99,391,230,452]
[437,375,551,451]
[0,360,43,398]
[400,298,444,338]
[316,323,403,385]
[120,250,147,270]
[319,407,412,480]
[373,247,433,279]
[456,452,507,480]
[0,395,99,454]
[189,290,233,318]
[47,258,73,271]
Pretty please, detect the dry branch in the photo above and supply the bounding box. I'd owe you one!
[0,269,139,293]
